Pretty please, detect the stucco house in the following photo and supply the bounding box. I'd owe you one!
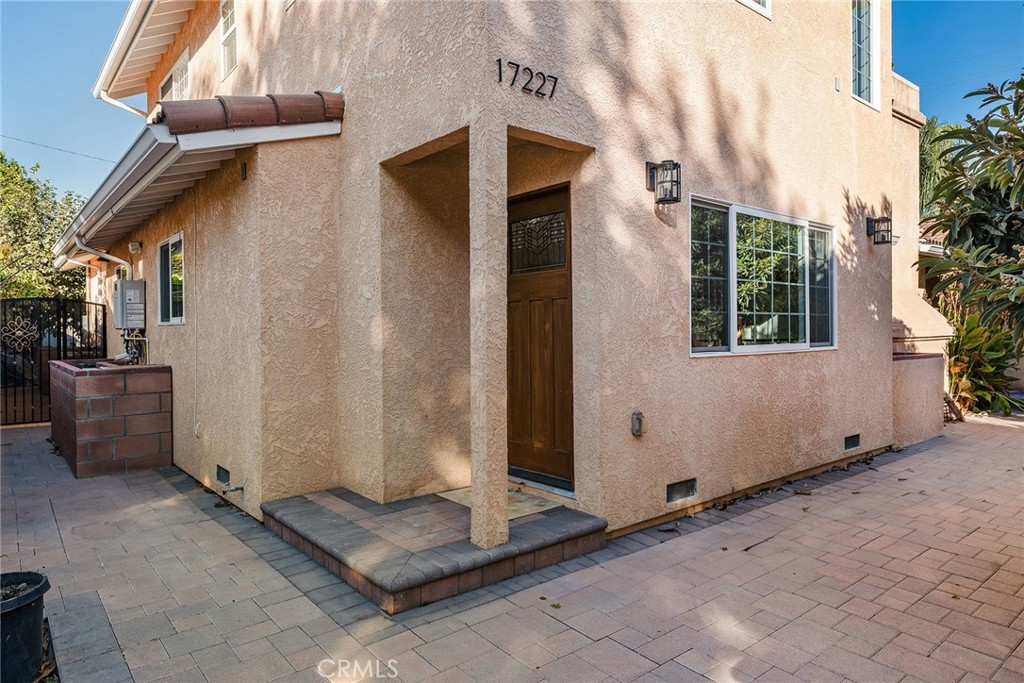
[53,0,951,558]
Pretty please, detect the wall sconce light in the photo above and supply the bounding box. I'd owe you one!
[128,241,143,254]
[866,216,892,245]
[646,160,681,204]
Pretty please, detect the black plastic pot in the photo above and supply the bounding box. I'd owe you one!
[1,572,51,683]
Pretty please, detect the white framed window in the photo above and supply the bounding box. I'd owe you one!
[220,0,237,80]
[157,233,185,324]
[852,0,880,108]
[690,197,836,355]
[736,0,771,19]
[114,264,128,280]
[160,50,189,101]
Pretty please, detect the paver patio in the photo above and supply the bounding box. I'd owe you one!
[1,416,1022,683]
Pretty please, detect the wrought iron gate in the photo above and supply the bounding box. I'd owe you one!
[1,298,106,425]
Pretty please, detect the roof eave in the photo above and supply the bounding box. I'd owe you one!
[53,120,342,267]
[92,0,153,100]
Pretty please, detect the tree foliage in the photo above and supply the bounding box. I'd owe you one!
[919,115,955,215]
[0,152,85,299]
[921,74,1024,358]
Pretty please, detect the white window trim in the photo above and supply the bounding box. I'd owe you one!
[159,50,189,102]
[688,194,838,358]
[220,0,237,81]
[736,0,771,20]
[809,223,840,350]
[157,232,185,326]
[851,0,881,111]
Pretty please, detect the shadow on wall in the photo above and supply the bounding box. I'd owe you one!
[201,3,897,516]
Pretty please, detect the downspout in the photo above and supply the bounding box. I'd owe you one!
[98,90,147,119]
[74,236,133,280]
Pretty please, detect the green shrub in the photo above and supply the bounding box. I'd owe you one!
[946,311,1023,415]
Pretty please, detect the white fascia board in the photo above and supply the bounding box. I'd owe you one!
[175,121,343,152]
[52,124,178,260]
[93,0,153,99]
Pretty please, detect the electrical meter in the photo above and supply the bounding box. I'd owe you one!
[113,279,146,329]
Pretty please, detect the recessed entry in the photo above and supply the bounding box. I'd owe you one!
[667,478,697,504]
[844,434,861,451]
[216,465,230,485]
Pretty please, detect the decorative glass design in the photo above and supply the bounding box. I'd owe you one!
[1,316,38,353]
[509,211,566,273]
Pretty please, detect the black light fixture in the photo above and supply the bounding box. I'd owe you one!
[646,160,681,204]
[867,216,893,245]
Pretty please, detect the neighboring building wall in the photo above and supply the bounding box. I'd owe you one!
[112,0,930,530]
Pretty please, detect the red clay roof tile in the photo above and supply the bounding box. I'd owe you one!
[150,91,345,136]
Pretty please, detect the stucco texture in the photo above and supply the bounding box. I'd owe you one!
[892,355,945,449]
[86,0,938,536]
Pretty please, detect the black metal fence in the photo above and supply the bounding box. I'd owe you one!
[1,298,107,425]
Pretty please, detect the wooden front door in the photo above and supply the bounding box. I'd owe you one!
[507,186,573,490]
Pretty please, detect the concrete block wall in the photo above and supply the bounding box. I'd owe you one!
[50,361,173,477]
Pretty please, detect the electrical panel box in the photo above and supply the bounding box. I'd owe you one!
[113,279,146,330]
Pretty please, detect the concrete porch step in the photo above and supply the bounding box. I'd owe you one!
[260,488,607,614]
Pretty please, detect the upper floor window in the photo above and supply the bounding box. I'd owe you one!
[736,0,771,19]
[160,51,189,101]
[852,0,879,106]
[690,199,836,354]
[158,233,184,324]
[221,0,237,79]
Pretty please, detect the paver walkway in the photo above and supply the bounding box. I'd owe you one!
[2,416,1023,683]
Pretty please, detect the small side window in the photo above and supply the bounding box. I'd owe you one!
[158,234,184,324]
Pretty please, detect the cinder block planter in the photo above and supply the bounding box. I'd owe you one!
[49,360,173,477]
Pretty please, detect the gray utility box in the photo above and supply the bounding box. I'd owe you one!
[113,279,146,329]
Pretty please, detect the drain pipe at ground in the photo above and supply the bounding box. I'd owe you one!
[74,236,132,280]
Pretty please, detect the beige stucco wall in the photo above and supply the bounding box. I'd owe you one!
[889,75,953,358]
[89,0,936,533]
[892,354,945,448]
[92,148,265,516]
[89,136,343,519]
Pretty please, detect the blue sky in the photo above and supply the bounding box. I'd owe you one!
[1,0,1022,197]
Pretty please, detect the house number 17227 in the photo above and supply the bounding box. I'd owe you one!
[496,58,558,99]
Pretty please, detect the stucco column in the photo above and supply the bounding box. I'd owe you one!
[468,122,509,549]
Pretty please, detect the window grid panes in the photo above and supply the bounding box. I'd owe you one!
[690,205,729,352]
[852,0,872,102]
[160,53,188,102]
[159,235,184,323]
[809,228,833,346]
[221,0,237,78]
[736,213,806,346]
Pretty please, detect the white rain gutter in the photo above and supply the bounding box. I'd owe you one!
[98,90,147,119]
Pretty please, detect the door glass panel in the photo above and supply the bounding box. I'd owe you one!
[509,211,566,273]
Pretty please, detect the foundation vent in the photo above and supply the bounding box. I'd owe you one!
[844,434,861,451]
[667,478,697,503]
[216,465,230,485]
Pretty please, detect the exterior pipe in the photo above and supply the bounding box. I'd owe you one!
[67,257,101,272]
[98,89,147,119]
[74,236,133,280]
